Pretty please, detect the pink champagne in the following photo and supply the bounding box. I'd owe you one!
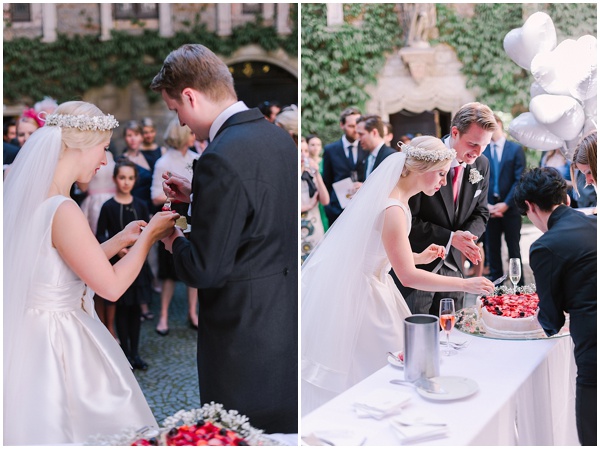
[440,314,456,332]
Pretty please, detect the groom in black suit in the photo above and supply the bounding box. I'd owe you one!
[394,102,497,315]
[151,44,297,433]
[322,107,368,224]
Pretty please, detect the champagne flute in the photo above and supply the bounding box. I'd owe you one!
[439,298,457,356]
[509,258,521,292]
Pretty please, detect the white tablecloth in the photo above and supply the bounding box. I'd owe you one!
[301,330,579,445]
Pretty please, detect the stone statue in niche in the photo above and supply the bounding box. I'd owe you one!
[406,3,438,48]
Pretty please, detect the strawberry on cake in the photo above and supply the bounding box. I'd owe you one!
[476,289,544,336]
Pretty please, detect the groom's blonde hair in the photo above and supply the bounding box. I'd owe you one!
[402,136,452,175]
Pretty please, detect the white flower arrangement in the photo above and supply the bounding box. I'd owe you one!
[399,142,456,162]
[85,402,266,446]
[44,113,119,131]
[469,168,484,184]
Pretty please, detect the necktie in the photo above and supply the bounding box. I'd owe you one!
[452,165,463,203]
[365,154,375,178]
[347,145,355,169]
[492,144,500,197]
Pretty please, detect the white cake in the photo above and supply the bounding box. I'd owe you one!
[476,292,543,337]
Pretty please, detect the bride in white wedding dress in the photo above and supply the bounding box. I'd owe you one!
[3,102,179,445]
[301,136,495,415]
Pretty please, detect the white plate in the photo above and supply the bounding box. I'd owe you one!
[416,376,478,401]
[387,351,404,368]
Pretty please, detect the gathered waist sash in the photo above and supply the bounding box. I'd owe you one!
[27,281,87,312]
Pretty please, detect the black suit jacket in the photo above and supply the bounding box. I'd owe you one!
[529,206,596,385]
[482,140,525,215]
[3,142,20,165]
[171,108,297,433]
[322,138,367,222]
[396,153,490,295]
[356,144,396,181]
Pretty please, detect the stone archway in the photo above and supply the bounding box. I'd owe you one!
[365,43,474,140]
[224,45,298,108]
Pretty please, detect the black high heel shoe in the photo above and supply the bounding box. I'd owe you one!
[188,316,199,330]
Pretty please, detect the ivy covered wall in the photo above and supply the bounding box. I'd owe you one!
[3,8,297,106]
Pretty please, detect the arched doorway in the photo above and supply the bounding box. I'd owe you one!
[389,108,452,146]
[228,61,297,108]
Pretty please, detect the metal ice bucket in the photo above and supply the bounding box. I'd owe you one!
[404,314,440,382]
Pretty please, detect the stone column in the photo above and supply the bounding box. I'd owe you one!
[158,3,173,38]
[277,4,292,35]
[217,4,232,37]
[41,3,57,43]
[100,3,113,41]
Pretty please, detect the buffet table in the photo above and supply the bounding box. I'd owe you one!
[301,330,579,445]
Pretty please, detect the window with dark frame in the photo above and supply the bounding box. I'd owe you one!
[242,4,263,15]
[114,3,158,20]
[11,4,31,22]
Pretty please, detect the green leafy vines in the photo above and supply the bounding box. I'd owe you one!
[3,8,297,105]
[301,4,402,144]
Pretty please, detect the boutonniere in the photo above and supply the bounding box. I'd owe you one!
[469,168,483,184]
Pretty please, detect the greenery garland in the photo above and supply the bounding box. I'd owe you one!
[3,8,297,105]
[301,3,402,144]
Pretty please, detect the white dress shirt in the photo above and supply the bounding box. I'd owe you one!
[209,101,250,142]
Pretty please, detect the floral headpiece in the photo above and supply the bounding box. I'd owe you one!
[42,112,119,131]
[20,108,45,128]
[399,142,456,162]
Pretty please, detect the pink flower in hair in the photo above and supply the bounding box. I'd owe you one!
[21,108,45,128]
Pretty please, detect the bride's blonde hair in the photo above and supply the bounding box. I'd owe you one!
[51,101,114,154]
[400,136,454,176]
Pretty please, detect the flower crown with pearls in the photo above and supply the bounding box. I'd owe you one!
[42,112,119,131]
[398,142,456,162]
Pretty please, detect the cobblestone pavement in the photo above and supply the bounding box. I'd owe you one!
[133,282,201,424]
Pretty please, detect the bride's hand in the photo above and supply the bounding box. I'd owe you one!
[463,276,495,295]
[145,211,180,242]
[415,244,446,265]
[119,220,148,247]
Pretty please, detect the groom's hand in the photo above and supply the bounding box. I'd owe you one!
[163,171,192,203]
[161,227,184,253]
[452,230,481,265]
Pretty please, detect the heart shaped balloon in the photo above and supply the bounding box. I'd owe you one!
[531,35,597,100]
[529,94,586,141]
[584,96,597,121]
[530,82,547,99]
[508,112,565,151]
[568,35,597,101]
[503,12,557,71]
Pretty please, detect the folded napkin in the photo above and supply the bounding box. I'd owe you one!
[390,409,449,445]
[353,388,412,419]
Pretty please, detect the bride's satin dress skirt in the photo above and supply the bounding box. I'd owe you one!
[302,269,411,416]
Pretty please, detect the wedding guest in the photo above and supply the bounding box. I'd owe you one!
[355,114,395,181]
[4,118,17,143]
[482,115,526,285]
[141,117,167,156]
[322,107,368,225]
[514,167,597,446]
[151,118,200,336]
[301,141,329,263]
[274,105,298,144]
[571,131,597,189]
[383,120,395,148]
[120,120,160,317]
[306,134,329,231]
[302,136,494,414]
[96,160,153,370]
[16,108,42,147]
[395,102,496,315]
[4,101,177,444]
[258,100,282,123]
[540,148,574,200]
[152,43,297,433]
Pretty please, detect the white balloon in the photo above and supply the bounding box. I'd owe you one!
[529,94,586,141]
[583,117,597,135]
[503,12,557,71]
[569,35,597,101]
[531,35,597,101]
[530,82,547,98]
[508,112,565,151]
